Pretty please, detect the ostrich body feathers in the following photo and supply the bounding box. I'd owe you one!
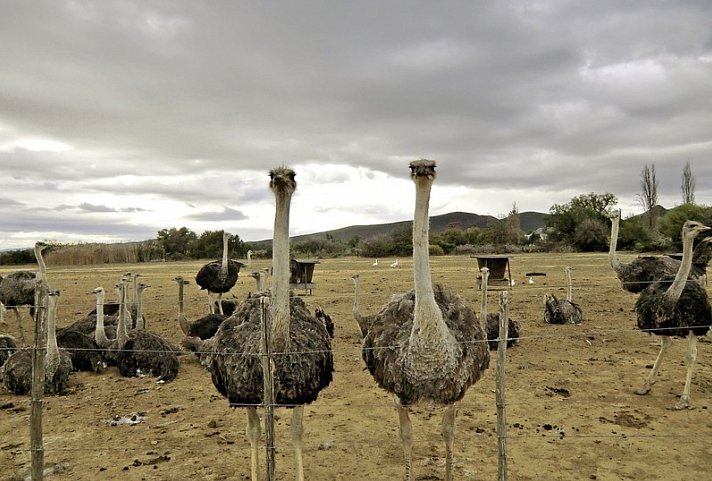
[635,278,712,338]
[208,295,333,407]
[362,284,489,406]
[544,294,583,324]
[196,260,242,294]
[112,331,180,382]
[485,313,520,350]
[3,348,73,395]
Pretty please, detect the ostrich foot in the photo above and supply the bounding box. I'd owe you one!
[670,396,693,411]
[633,385,652,396]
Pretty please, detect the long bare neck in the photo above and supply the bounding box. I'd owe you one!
[479,268,490,318]
[666,230,696,301]
[608,212,623,273]
[117,282,129,348]
[221,235,229,274]
[135,287,144,330]
[34,244,47,282]
[94,290,110,346]
[565,268,573,302]
[271,189,292,349]
[412,175,443,328]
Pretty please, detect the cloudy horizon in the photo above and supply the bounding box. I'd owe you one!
[2,1,711,250]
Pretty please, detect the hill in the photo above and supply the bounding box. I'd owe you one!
[248,210,547,250]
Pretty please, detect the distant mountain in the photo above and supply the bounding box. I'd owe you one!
[248,210,547,249]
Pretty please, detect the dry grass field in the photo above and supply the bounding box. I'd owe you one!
[1,253,712,480]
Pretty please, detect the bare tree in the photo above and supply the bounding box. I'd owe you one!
[639,164,659,229]
[681,161,695,204]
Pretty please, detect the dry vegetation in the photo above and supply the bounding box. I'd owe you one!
[1,253,712,480]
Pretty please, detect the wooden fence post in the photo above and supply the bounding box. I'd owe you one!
[31,277,48,481]
[496,291,510,481]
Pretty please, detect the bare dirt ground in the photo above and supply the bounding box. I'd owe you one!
[1,253,712,480]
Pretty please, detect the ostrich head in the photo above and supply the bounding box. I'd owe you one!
[409,158,437,180]
[681,220,711,242]
[269,166,297,194]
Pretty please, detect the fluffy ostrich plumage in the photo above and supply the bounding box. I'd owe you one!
[175,276,227,340]
[0,335,18,372]
[110,279,179,382]
[0,271,36,314]
[485,313,520,350]
[213,299,240,317]
[56,328,105,372]
[608,210,711,293]
[362,284,490,405]
[196,260,242,294]
[631,222,711,409]
[3,290,73,395]
[208,294,333,406]
[543,294,583,324]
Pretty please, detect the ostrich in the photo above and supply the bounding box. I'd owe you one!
[0,270,37,345]
[607,209,711,292]
[634,221,711,410]
[360,160,489,481]
[544,266,583,325]
[479,268,520,350]
[196,232,247,314]
[372,259,378,267]
[202,166,333,481]
[175,276,225,340]
[3,288,73,395]
[110,277,179,382]
[56,321,105,373]
[390,259,399,268]
[91,287,116,349]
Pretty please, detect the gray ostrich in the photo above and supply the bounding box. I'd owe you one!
[110,277,179,382]
[634,221,711,410]
[0,270,37,346]
[3,288,73,395]
[608,209,711,292]
[203,167,333,481]
[175,276,225,340]
[359,160,490,481]
[544,266,583,324]
[195,233,248,314]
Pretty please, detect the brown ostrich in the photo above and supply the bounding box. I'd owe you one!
[200,167,333,481]
[359,160,489,481]
[479,267,520,350]
[544,266,583,324]
[634,221,711,409]
[110,277,179,382]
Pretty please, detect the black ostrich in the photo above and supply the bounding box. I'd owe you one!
[195,233,248,314]
[634,221,712,410]
[0,270,37,346]
[175,276,225,340]
[359,160,489,481]
[3,288,73,395]
[608,209,711,292]
[56,325,105,373]
[200,167,333,481]
[0,302,18,377]
[544,266,583,324]
[110,277,179,382]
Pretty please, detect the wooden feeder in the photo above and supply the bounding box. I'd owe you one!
[472,255,512,290]
[289,259,319,295]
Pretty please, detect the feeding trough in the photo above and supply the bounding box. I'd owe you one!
[473,255,512,290]
[289,259,319,295]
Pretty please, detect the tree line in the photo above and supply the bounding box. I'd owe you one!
[1,162,707,265]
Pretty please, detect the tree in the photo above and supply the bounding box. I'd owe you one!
[639,164,659,229]
[156,227,198,258]
[573,218,609,251]
[681,161,695,204]
[545,192,618,246]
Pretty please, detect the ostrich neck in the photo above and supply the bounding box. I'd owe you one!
[117,283,129,348]
[34,246,47,282]
[608,215,623,273]
[479,270,489,318]
[666,231,696,301]
[566,270,573,302]
[94,292,110,346]
[412,177,442,327]
[46,295,59,360]
[352,277,362,321]
[271,189,292,349]
[220,236,229,275]
[177,282,191,336]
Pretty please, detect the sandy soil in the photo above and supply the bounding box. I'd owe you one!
[1,253,711,481]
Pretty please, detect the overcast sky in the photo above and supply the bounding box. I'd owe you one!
[2,1,711,250]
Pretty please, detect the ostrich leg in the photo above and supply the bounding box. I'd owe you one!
[635,336,672,395]
[291,405,305,481]
[442,403,456,481]
[396,400,414,481]
[246,407,261,481]
[673,332,698,410]
[216,293,225,315]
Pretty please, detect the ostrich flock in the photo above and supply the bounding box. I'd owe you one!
[1,161,711,481]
